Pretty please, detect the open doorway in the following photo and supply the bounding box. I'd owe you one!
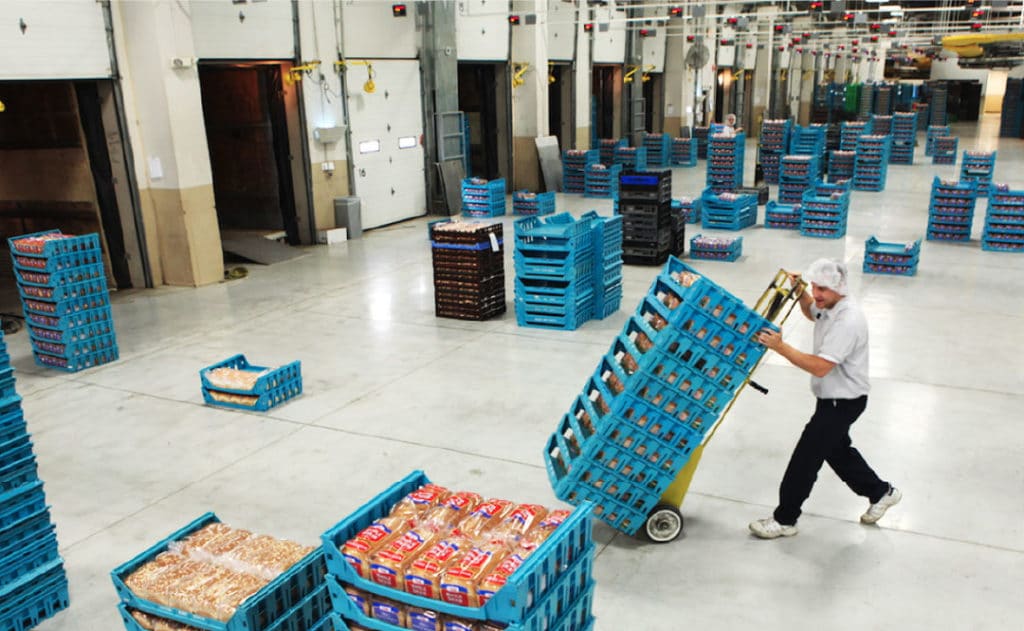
[198,63,300,244]
[643,73,664,133]
[548,63,574,151]
[458,63,510,181]
[592,65,622,142]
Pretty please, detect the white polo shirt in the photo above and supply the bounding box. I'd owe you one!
[809,297,870,399]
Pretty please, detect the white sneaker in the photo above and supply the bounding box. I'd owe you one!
[861,487,902,524]
[749,518,798,539]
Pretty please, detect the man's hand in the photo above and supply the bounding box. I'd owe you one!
[757,328,784,351]
[787,271,803,288]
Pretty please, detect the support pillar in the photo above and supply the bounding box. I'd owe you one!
[510,0,549,191]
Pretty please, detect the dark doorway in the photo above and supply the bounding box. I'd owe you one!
[592,65,619,140]
[198,64,299,243]
[548,63,574,150]
[458,63,508,180]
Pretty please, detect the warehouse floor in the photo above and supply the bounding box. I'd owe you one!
[17,116,1023,630]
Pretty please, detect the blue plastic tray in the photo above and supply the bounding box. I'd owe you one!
[319,470,594,626]
[8,230,100,258]
[17,277,108,303]
[25,305,114,333]
[11,248,105,274]
[200,355,302,396]
[28,320,115,345]
[511,191,556,217]
[0,456,38,495]
[111,512,327,631]
[0,560,68,631]
[0,533,60,587]
[0,507,55,564]
[34,345,118,373]
[14,263,106,288]
[29,332,118,362]
[21,292,110,318]
[0,482,46,531]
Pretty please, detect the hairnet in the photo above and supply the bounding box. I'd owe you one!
[805,258,849,295]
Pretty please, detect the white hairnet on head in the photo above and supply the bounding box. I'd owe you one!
[805,258,849,295]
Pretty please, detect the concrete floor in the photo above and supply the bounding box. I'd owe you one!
[13,115,1023,630]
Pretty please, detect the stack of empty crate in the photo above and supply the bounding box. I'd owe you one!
[889,112,917,164]
[585,211,625,317]
[670,137,697,167]
[840,120,871,151]
[758,119,791,184]
[800,181,851,239]
[0,331,70,629]
[544,257,777,535]
[643,133,672,168]
[765,201,802,230]
[585,163,622,199]
[513,190,556,216]
[431,221,506,321]
[701,188,757,231]
[600,139,627,165]
[620,170,674,265]
[462,177,506,217]
[925,125,950,156]
[959,150,996,196]
[863,236,921,276]
[10,230,118,372]
[614,146,647,171]
[926,177,977,242]
[932,136,958,165]
[779,155,820,205]
[984,184,1024,252]
[853,135,891,191]
[706,132,745,193]
[789,125,827,159]
[563,150,598,194]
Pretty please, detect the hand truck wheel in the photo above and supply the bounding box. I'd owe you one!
[643,504,684,543]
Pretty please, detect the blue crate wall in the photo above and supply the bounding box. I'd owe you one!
[853,134,891,191]
[643,133,672,168]
[670,138,698,167]
[926,177,977,242]
[925,125,950,156]
[705,132,745,193]
[983,185,1024,253]
[0,330,69,631]
[584,164,622,199]
[562,149,599,194]
[931,136,958,165]
[544,258,778,535]
[889,112,917,165]
[700,188,757,231]
[959,150,996,196]
[863,235,921,276]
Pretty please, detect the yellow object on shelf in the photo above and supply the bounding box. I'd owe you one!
[941,32,1024,58]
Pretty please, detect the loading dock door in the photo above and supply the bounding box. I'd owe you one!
[345,60,426,229]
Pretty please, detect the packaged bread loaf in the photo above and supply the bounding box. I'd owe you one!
[442,617,479,631]
[439,541,509,607]
[419,491,482,532]
[487,504,548,545]
[369,594,407,628]
[369,526,446,589]
[341,514,410,577]
[130,609,203,631]
[455,499,512,539]
[517,510,570,553]
[407,606,443,631]
[343,585,371,617]
[390,484,451,519]
[404,534,472,599]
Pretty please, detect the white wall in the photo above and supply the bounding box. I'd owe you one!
[930,58,988,84]
[0,0,110,80]
[546,0,575,62]
[640,6,667,73]
[458,0,510,61]
[190,0,294,60]
[342,0,418,59]
[296,0,347,158]
[592,2,626,64]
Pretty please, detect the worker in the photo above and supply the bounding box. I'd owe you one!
[724,112,742,133]
[748,259,901,539]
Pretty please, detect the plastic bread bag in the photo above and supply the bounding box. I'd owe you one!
[389,484,451,520]
[518,510,571,553]
[408,607,443,631]
[341,514,411,578]
[369,594,408,628]
[418,491,483,532]
[404,534,473,599]
[453,499,512,540]
[369,526,446,590]
[343,585,371,617]
[439,541,509,607]
[487,505,548,546]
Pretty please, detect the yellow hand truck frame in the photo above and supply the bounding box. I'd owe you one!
[643,269,807,542]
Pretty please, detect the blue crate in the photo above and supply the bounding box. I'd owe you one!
[21,292,110,318]
[200,354,303,396]
[0,420,26,453]
[514,284,593,316]
[17,276,108,303]
[8,230,101,259]
[0,533,60,587]
[24,305,113,333]
[701,211,756,231]
[514,213,596,252]
[112,512,327,631]
[514,250,593,281]
[562,149,599,170]
[320,470,594,626]
[202,379,302,412]
[34,344,118,373]
[689,235,742,262]
[512,191,556,217]
[515,306,594,331]
[0,368,13,402]
[864,236,921,263]
[29,332,118,362]
[764,202,802,230]
[14,263,106,289]
[800,226,847,239]
[0,456,37,495]
[0,434,34,473]
[120,597,334,631]
[27,319,114,345]
[462,203,506,219]
[0,560,68,631]
[670,138,697,167]
[0,509,56,572]
[0,482,46,532]
[11,247,105,274]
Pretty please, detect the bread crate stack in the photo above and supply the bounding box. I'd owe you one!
[700,189,758,231]
[584,163,622,199]
[983,185,1024,252]
[201,355,303,412]
[693,126,710,159]
[959,151,996,196]
[870,114,893,137]
[670,137,697,167]
[512,191,555,217]
[706,132,745,193]
[111,513,331,631]
[674,197,701,225]
[764,201,802,230]
[514,213,595,330]
[462,178,507,218]
[779,155,820,205]
[543,257,777,535]
[9,230,118,373]
[840,120,871,151]
[932,136,958,165]
[863,236,921,276]
[613,146,647,172]
[431,221,507,321]
[788,124,827,158]
[800,181,851,239]
[925,125,949,156]
[889,112,917,165]
[926,177,978,242]
[321,471,596,631]
[757,119,791,184]
[599,138,626,165]
[913,102,930,131]
[562,150,598,195]
[828,150,856,182]
[0,331,70,631]
[619,170,675,265]
[689,235,742,262]
[853,135,891,191]
[643,133,672,168]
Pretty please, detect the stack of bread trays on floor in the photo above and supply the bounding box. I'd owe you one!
[0,331,70,631]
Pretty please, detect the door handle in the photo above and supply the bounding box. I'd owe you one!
[360,168,366,177]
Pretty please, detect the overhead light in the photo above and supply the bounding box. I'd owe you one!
[391,3,406,17]
[583,22,594,32]
[508,14,520,25]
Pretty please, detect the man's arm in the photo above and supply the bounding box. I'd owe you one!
[757,329,835,378]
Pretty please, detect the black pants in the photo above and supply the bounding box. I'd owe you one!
[773,396,889,526]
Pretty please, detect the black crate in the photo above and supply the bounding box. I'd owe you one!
[735,184,770,205]
[618,170,672,203]
[430,222,503,245]
[435,299,507,321]
[434,275,506,300]
[618,199,672,217]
